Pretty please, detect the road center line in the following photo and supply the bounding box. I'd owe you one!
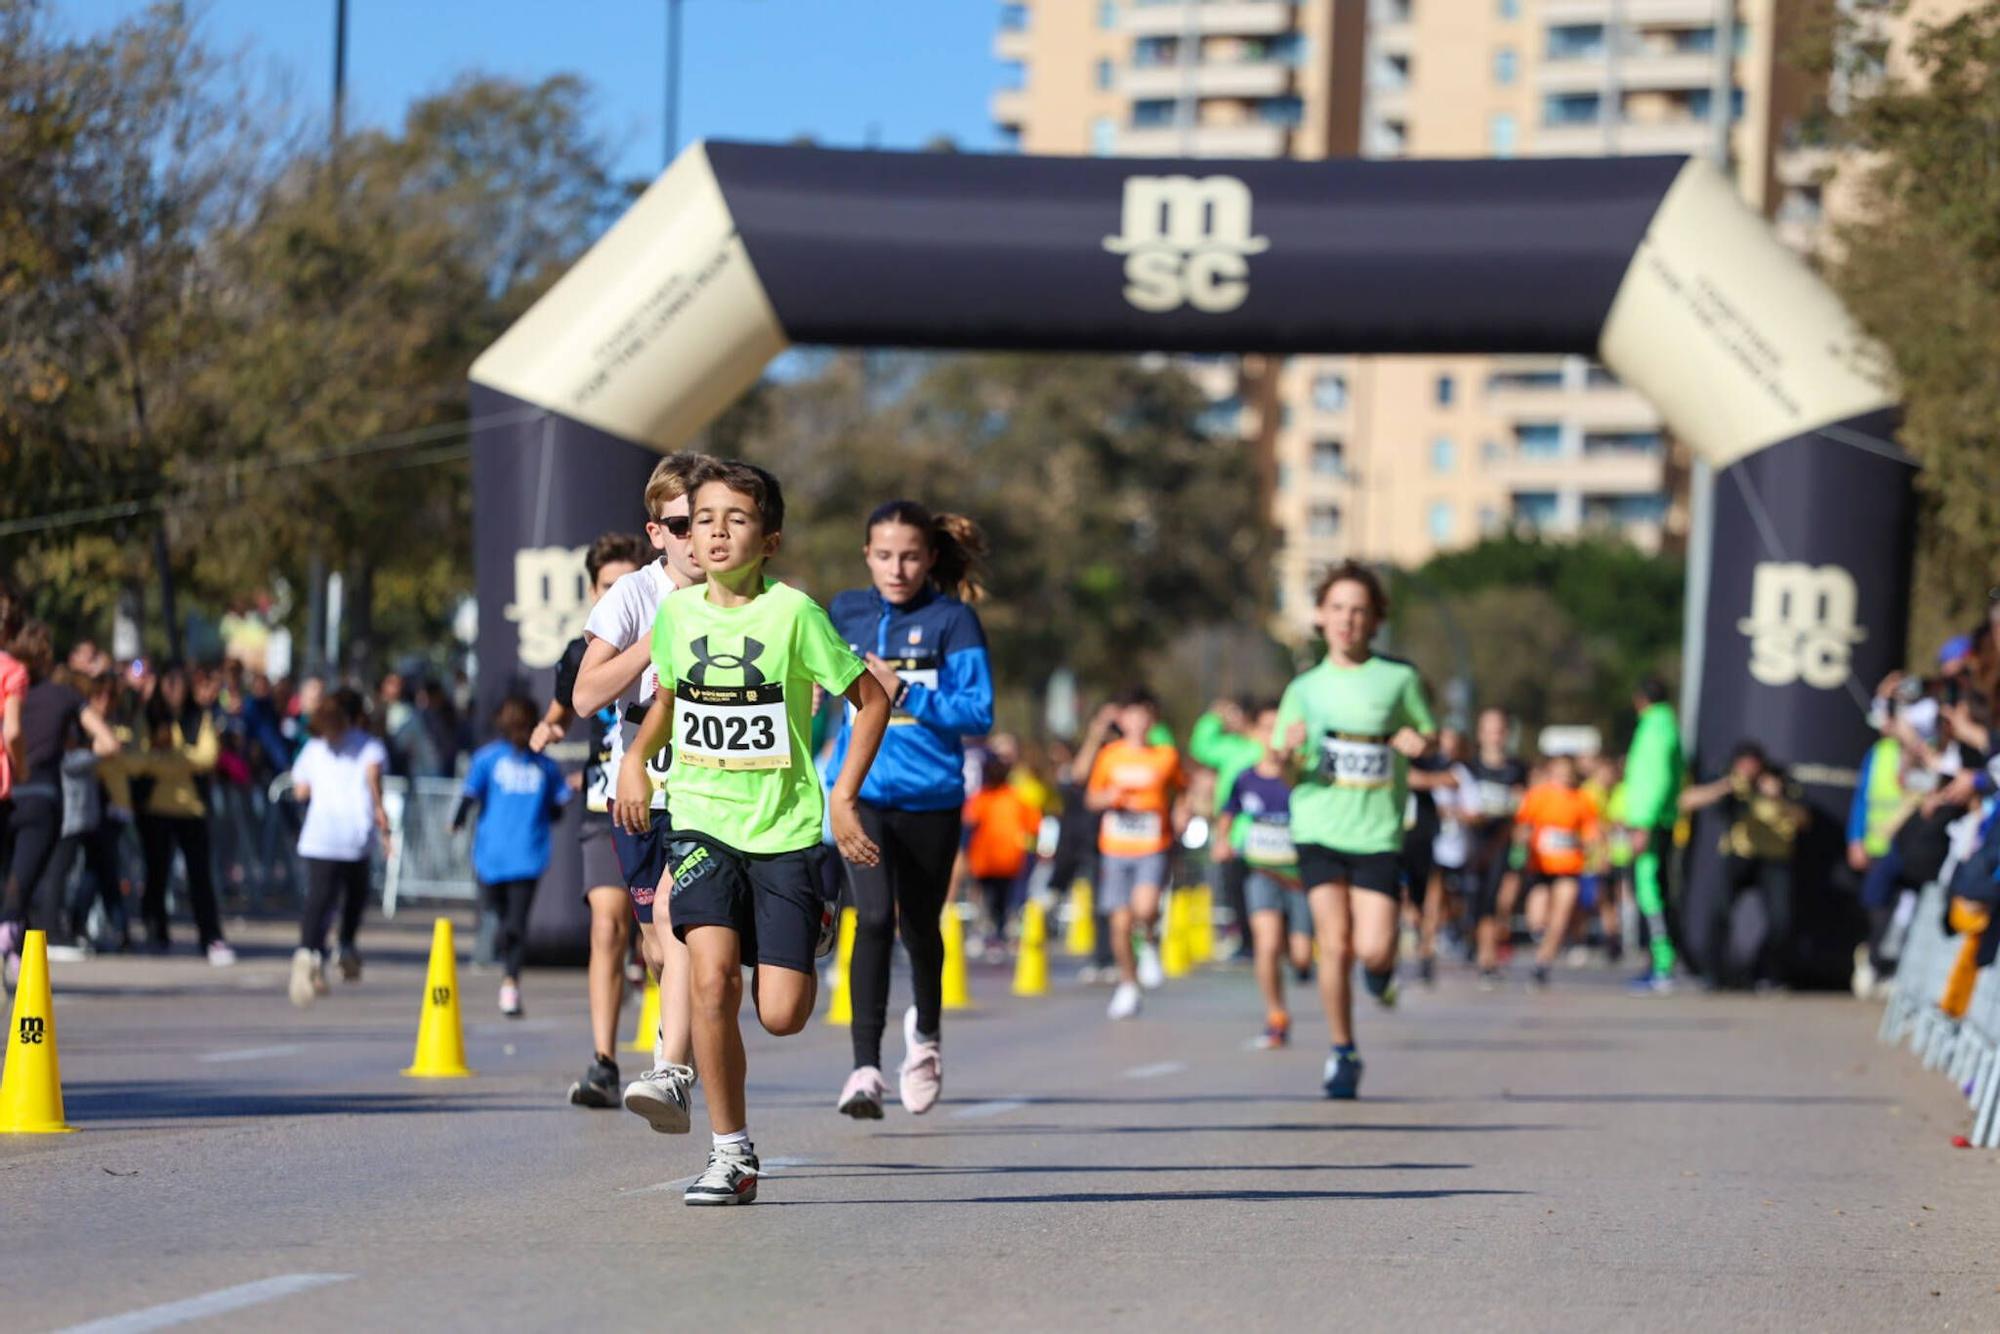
[56,1273,352,1334]
[1124,1061,1188,1080]
[951,1099,1030,1119]
[197,1045,305,1064]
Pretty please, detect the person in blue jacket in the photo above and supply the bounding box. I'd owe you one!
[826,501,995,1121]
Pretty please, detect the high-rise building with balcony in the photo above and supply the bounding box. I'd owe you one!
[992,0,1827,634]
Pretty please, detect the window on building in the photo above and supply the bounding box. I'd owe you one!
[1435,374,1455,407]
[999,3,1028,32]
[1242,33,1306,65]
[1259,96,1306,127]
[1195,395,1244,436]
[1687,87,1747,123]
[1428,502,1454,544]
[1091,116,1117,156]
[1312,372,1349,413]
[1546,24,1605,61]
[1544,92,1602,127]
[1494,47,1517,85]
[1487,367,1563,393]
[1583,493,1669,528]
[1308,504,1343,538]
[1430,436,1456,473]
[1489,112,1517,158]
[1515,422,1563,457]
[1584,362,1621,389]
[1312,439,1347,477]
[1095,58,1114,90]
[1512,491,1560,528]
[1583,430,1664,455]
[1098,0,1117,30]
[1134,36,1177,68]
[1276,463,1293,493]
[1497,0,1519,18]
[1132,99,1176,128]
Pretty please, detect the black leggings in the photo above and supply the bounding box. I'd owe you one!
[51,824,127,943]
[846,803,961,1071]
[139,814,224,948]
[301,857,371,954]
[482,878,538,980]
[3,794,63,932]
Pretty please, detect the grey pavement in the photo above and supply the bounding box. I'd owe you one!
[3,917,1995,1333]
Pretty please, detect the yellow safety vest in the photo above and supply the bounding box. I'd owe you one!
[1863,736,1906,857]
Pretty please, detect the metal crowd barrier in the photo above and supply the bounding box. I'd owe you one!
[379,776,478,917]
[1876,879,2000,1146]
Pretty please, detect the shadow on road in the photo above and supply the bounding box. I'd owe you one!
[871,1121,1567,1139]
[787,1160,1475,1179]
[771,1187,1528,1206]
[61,1081,548,1122]
[1500,1091,1894,1106]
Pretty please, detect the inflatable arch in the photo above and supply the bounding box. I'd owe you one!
[470,142,1912,941]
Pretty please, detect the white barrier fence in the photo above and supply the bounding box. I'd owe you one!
[379,776,479,916]
[1877,880,2000,1146]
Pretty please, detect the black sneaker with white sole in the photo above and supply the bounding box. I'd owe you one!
[568,1056,620,1109]
[685,1144,759,1206]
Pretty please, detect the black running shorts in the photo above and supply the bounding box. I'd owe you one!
[664,831,828,974]
[1295,843,1402,898]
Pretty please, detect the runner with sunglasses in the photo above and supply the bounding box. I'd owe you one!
[570,451,711,1134]
[824,500,994,1119]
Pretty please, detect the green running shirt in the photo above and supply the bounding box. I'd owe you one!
[649,579,866,854]
[1276,655,1435,856]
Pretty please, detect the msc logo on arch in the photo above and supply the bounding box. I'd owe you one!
[1104,175,1269,315]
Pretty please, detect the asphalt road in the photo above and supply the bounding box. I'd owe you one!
[3,917,1994,1333]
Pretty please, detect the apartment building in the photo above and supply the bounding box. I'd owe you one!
[993,0,1823,632]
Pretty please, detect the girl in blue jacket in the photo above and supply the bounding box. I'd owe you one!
[827,501,995,1120]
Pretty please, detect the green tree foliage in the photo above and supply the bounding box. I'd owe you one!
[732,352,1269,729]
[1817,7,2000,654]
[1387,535,1684,742]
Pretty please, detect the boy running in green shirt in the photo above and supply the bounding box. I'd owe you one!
[619,459,890,1205]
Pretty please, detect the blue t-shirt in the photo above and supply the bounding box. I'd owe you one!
[462,741,570,884]
[1222,768,1297,872]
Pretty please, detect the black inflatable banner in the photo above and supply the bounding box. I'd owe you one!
[468,142,1909,958]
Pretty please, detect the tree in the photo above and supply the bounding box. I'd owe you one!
[1815,8,2000,654]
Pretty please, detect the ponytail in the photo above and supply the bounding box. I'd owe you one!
[866,500,989,604]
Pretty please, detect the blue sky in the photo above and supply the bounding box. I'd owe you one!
[56,1,1006,179]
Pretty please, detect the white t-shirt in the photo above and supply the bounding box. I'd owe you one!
[1431,763,1479,869]
[581,559,680,810]
[294,732,389,862]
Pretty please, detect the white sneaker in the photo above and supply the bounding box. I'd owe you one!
[288,948,319,1009]
[1136,942,1164,990]
[45,943,89,963]
[1851,944,1878,1001]
[624,1064,695,1134]
[206,941,237,967]
[1107,981,1142,1020]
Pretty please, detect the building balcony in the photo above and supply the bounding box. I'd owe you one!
[989,88,1027,129]
[1116,121,1291,157]
[1531,116,1714,156]
[1538,51,1728,93]
[1539,0,1719,24]
[994,27,1031,62]
[1120,59,1296,100]
[1491,448,1667,495]
[1123,1,1300,39]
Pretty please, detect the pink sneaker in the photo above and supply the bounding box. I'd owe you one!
[837,1066,887,1120]
[898,1006,942,1115]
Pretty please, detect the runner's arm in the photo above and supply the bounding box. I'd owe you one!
[572,635,653,717]
[830,673,891,867]
[79,703,122,759]
[901,641,995,735]
[614,694,673,835]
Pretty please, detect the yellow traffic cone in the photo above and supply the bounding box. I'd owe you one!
[1064,882,1096,958]
[402,918,473,1078]
[941,904,975,1012]
[0,931,75,1133]
[1161,892,1192,979]
[622,977,661,1054]
[1190,886,1216,965]
[1011,900,1051,998]
[824,907,856,1026]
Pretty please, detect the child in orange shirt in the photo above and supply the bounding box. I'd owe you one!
[1511,754,1600,990]
[1085,687,1185,1021]
[962,754,1043,954]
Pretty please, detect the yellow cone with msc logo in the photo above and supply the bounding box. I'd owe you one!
[0,931,75,1133]
[824,907,857,1027]
[940,904,975,1012]
[623,977,662,1054]
[402,918,473,1078]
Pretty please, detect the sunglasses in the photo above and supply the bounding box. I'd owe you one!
[653,514,691,538]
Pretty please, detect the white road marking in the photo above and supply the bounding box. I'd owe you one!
[622,1156,811,1195]
[1123,1061,1188,1080]
[55,1273,352,1333]
[950,1099,1030,1119]
[196,1044,305,1064]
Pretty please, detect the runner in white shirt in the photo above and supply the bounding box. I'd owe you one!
[288,688,389,1008]
[565,451,711,1134]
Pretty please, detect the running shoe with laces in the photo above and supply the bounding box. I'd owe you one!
[569,1056,621,1109]
[1530,963,1552,990]
[288,948,320,1009]
[1254,1011,1290,1050]
[685,1142,759,1206]
[1107,980,1142,1020]
[1322,1048,1364,1100]
[206,940,237,967]
[1627,969,1675,996]
[337,948,363,983]
[624,1064,695,1133]
[898,1006,942,1115]
[837,1065,888,1120]
[1136,941,1165,990]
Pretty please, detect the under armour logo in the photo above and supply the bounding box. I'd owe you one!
[687,635,767,687]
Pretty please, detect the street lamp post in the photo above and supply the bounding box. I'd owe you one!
[664,0,683,167]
